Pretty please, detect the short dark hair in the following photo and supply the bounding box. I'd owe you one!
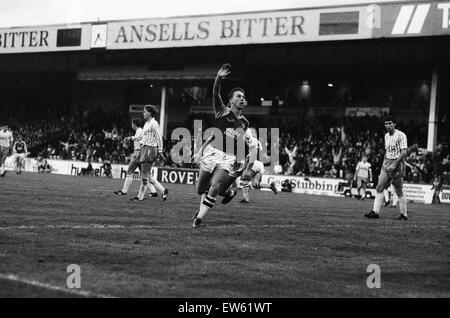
[383,115,396,124]
[144,105,157,118]
[131,118,143,128]
[228,87,245,100]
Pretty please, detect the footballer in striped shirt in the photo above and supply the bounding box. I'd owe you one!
[133,105,169,202]
[365,116,408,220]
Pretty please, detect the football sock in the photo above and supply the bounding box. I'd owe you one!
[122,175,133,193]
[149,176,165,194]
[399,197,407,216]
[392,189,399,206]
[148,183,157,194]
[199,193,206,210]
[138,178,148,200]
[242,181,250,201]
[373,192,384,214]
[197,195,216,219]
[383,189,390,203]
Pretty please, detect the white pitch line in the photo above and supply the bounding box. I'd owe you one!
[0,224,299,230]
[0,274,117,298]
[0,223,447,231]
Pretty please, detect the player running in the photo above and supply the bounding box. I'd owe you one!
[0,125,14,177]
[12,135,27,174]
[240,128,277,203]
[353,156,372,200]
[134,105,169,202]
[114,118,157,198]
[192,127,274,205]
[365,116,408,220]
[192,63,257,228]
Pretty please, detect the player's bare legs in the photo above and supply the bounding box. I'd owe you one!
[240,171,277,203]
[116,158,139,195]
[15,156,20,174]
[366,169,390,218]
[116,162,157,197]
[390,184,399,207]
[197,169,213,194]
[241,170,257,203]
[195,169,213,211]
[135,162,168,201]
[0,153,6,177]
[383,187,390,206]
[217,173,238,203]
[19,156,24,174]
[194,168,229,227]
[360,181,367,200]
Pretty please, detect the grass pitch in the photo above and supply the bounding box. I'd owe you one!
[0,172,449,297]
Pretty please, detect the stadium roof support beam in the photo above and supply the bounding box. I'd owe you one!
[160,86,167,139]
[427,66,439,152]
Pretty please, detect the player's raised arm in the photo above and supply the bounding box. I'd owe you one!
[213,63,231,117]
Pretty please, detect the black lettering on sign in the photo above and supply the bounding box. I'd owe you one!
[221,20,234,38]
[57,28,82,47]
[115,26,128,43]
[197,21,210,39]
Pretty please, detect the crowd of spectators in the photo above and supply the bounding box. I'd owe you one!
[271,115,449,185]
[3,103,448,185]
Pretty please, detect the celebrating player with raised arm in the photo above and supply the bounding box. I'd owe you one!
[365,116,408,220]
[193,63,257,228]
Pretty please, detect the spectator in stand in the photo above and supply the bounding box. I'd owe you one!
[330,165,339,178]
[284,144,298,175]
[442,155,450,185]
[102,160,112,178]
[36,156,51,173]
[433,144,444,176]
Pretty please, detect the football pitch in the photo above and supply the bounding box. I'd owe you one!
[0,172,449,298]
